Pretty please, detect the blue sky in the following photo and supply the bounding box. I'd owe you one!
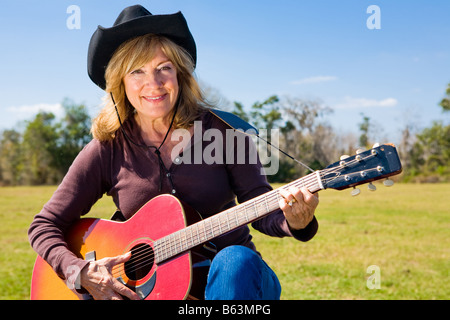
[1,0,449,146]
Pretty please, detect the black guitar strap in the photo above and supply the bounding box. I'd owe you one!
[209,109,314,172]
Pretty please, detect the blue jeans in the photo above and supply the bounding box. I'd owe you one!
[205,245,282,300]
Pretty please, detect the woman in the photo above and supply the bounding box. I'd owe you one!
[29,5,319,300]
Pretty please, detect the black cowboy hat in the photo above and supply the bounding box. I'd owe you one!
[87,4,196,90]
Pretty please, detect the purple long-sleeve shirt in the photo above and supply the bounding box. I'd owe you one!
[28,110,318,282]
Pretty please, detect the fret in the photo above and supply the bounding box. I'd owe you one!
[181,229,188,253]
[153,244,160,263]
[209,216,215,239]
[160,237,169,262]
[234,207,239,227]
[252,201,257,221]
[156,240,163,262]
[255,200,264,218]
[188,225,194,249]
[175,233,182,254]
[196,222,201,244]
[202,220,208,242]
[162,237,170,261]
[170,234,176,258]
[201,220,207,242]
[217,214,222,234]
[168,233,176,258]
[264,196,270,213]
[173,233,179,254]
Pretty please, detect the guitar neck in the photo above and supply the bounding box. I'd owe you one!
[153,171,323,264]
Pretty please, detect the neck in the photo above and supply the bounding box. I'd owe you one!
[134,113,172,146]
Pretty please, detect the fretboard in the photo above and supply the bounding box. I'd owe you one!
[153,171,323,264]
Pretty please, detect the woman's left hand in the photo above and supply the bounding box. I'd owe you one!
[279,186,319,230]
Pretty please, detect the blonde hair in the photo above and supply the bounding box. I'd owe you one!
[91,34,209,141]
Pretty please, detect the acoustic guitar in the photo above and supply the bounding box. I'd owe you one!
[30,143,402,300]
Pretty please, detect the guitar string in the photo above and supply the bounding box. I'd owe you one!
[110,165,374,279]
[110,174,323,278]
[110,163,377,278]
[150,152,381,261]
[148,152,380,267]
[110,176,321,278]
[110,152,380,278]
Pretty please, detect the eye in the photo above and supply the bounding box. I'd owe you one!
[157,63,174,72]
[130,69,144,75]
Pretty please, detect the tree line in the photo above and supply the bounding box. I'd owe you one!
[0,85,449,186]
[229,85,450,183]
[0,99,91,185]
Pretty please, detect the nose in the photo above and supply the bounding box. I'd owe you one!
[143,71,163,88]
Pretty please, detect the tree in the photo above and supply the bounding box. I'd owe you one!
[0,129,23,185]
[414,122,450,179]
[281,97,335,174]
[398,83,450,182]
[232,95,334,182]
[0,98,92,186]
[358,113,370,149]
[282,97,332,134]
[231,102,250,123]
[54,99,91,175]
[249,95,282,134]
[439,83,450,112]
[21,112,60,185]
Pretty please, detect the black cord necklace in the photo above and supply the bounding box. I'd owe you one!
[111,92,178,193]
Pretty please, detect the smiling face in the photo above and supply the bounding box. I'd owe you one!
[123,46,179,124]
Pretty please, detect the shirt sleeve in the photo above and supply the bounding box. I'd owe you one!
[28,139,111,281]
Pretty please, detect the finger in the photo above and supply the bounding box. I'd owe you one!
[279,198,296,228]
[111,277,141,300]
[105,252,140,300]
[279,197,290,212]
[94,272,139,300]
[289,186,304,203]
[299,187,319,207]
[101,252,132,275]
[87,253,140,300]
[105,251,132,267]
[279,188,295,205]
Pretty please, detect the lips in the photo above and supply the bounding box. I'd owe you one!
[142,94,167,102]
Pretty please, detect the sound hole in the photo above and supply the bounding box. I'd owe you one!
[124,243,154,281]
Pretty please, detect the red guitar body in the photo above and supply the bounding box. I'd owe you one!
[30,194,209,300]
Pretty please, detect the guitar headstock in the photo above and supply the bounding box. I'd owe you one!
[320,143,402,194]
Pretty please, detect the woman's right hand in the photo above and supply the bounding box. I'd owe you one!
[79,251,141,300]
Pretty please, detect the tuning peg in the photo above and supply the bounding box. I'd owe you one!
[340,155,350,166]
[371,143,380,155]
[351,187,361,196]
[356,149,365,154]
[383,178,394,187]
[368,183,377,191]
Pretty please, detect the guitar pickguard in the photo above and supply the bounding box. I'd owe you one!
[117,272,157,300]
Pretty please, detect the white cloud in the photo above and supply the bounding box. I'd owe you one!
[6,103,62,114]
[290,75,338,85]
[334,96,398,109]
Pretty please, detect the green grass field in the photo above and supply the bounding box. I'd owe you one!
[0,183,449,300]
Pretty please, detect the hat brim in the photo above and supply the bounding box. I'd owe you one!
[87,12,196,90]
